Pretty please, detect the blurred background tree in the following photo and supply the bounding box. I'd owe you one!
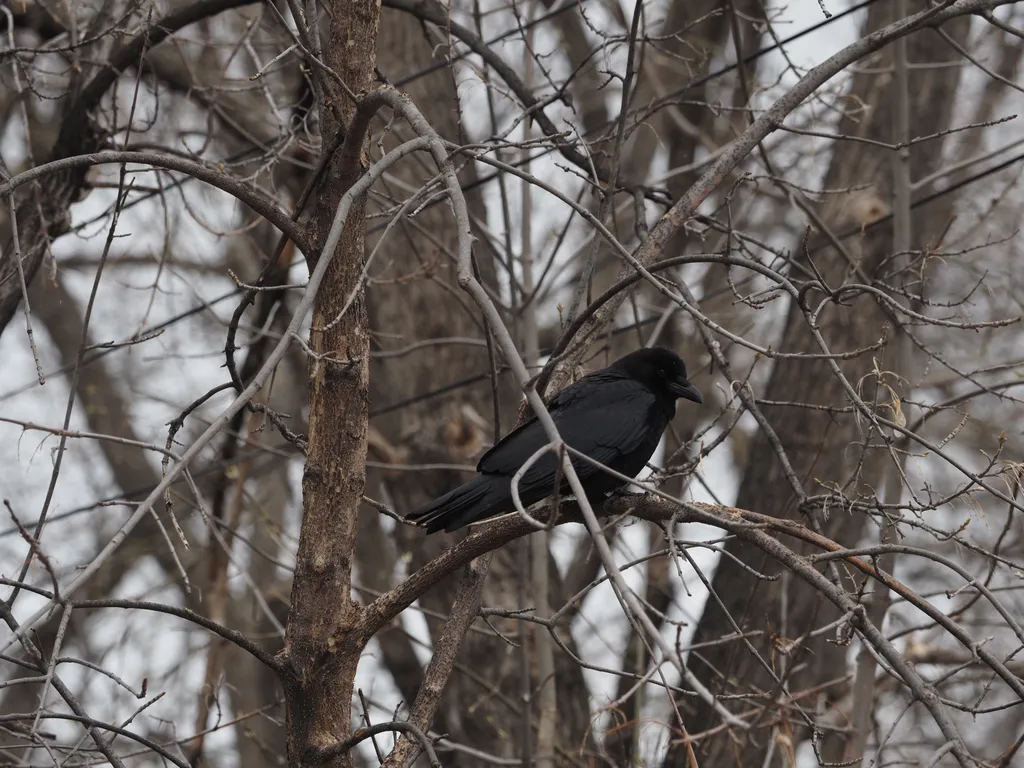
[2,0,1024,766]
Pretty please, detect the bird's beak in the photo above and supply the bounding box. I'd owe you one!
[669,379,703,404]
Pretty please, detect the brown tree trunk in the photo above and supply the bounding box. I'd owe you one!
[1,11,309,764]
[590,4,764,754]
[674,6,972,766]
[280,2,378,766]
[364,9,597,764]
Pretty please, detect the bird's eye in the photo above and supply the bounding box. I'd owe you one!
[657,368,667,377]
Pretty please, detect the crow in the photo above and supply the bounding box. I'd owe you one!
[405,347,702,533]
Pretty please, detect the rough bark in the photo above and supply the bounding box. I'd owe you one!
[280,2,378,767]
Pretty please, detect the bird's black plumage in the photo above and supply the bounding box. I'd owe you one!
[405,347,702,533]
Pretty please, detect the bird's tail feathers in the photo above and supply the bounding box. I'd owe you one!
[405,476,504,533]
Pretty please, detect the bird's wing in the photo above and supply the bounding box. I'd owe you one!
[477,377,656,484]
[474,374,603,473]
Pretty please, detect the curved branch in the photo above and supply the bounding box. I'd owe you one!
[308,721,441,766]
[71,599,285,674]
[0,711,189,768]
[0,138,432,658]
[0,0,262,339]
[720,519,975,767]
[0,151,313,256]
[557,0,1017,366]
[366,494,1024,709]
[68,0,258,135]
[383,0,617,186]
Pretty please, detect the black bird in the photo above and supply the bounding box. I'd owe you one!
[405,347,702,533]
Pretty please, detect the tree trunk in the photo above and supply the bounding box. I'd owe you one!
[281,2,378,767]
[675,6,972,766]
[365,9,597,763]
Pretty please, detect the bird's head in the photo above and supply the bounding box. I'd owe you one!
[615,347,702,404]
